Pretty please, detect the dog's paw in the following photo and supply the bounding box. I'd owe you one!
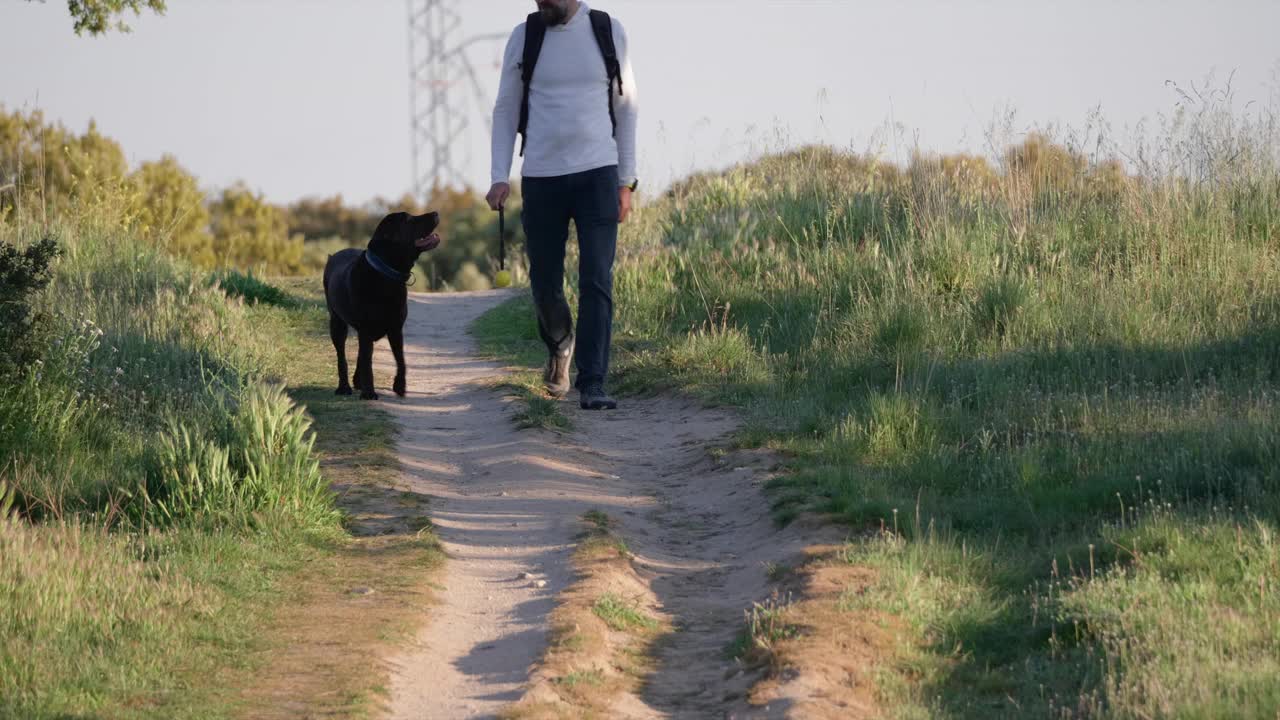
[393,378,407,397]
[360,390,380,401]
[335,385,353,396]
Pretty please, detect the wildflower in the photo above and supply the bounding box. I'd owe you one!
[115,367,124,376]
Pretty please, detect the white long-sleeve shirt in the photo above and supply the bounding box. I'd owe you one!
[490,2,638,187]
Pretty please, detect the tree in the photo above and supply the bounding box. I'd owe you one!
[130,155,215,267]
[209,183,302,275]
[25,0,168,36]
[0,107,129,220]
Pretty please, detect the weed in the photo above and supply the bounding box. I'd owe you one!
[592,594,658,632]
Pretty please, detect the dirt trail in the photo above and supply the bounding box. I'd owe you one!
[377,291,841,719]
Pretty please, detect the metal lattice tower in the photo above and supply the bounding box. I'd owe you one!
[407,0,506,199]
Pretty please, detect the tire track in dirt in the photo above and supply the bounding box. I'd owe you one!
[375,290,847,719]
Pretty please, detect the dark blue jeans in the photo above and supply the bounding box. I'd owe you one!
[521,165,619,390]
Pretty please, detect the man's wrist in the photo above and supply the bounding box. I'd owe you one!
[619,177,638,192]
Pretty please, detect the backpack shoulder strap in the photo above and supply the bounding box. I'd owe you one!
[588,9,621,137]
[517,12,547,157]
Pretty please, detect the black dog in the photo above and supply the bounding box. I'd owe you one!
[323,212,441,400]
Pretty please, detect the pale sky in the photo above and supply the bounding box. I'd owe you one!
[2,0,1278,204]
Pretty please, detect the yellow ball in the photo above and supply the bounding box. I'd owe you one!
[494,270,513,288]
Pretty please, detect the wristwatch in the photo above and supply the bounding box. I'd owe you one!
[626,178,639,192]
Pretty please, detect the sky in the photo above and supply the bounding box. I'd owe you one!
[2,0,1278,205]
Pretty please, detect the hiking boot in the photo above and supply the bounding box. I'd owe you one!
[579,382,617,411]
[544,343,573,399]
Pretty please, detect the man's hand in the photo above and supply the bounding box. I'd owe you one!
[486,182,511,211]
[618,186,633,223]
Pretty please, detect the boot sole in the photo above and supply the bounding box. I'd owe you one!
[580,398,618,410]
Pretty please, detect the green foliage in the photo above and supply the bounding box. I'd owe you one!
[592,593,658,632]
[60,0,167,35]
[209,183,302,275]
[1,107,522,286]
[132,155,215,267]
[0,108,129,220]
[0,236,61,377]
[213,268,293,308]
[1,108,300,275]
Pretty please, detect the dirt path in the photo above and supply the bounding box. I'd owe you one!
[377,291,839,719]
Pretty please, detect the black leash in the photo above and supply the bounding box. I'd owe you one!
[498,205,506,272]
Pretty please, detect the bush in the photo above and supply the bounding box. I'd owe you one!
[0,236,61,377]
[214,268,293,308]
[208,183,302,275]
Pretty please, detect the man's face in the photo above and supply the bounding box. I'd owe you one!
[536,0,572,26]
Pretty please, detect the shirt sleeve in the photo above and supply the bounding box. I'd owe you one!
[490,24,525,186]
[612,18,639,187]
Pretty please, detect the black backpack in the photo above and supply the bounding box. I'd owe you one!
[517,9,623,157]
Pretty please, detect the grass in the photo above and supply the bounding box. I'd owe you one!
[475,94,1280,716]
[472,293,573,431]
[0,214,439,718]
[725,593,801,665]
[593,593,659,632]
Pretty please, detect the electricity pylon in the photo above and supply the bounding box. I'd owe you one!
[407,0,506,199]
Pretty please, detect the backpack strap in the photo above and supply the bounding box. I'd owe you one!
[588,9,621,138]
[517,11,547,157]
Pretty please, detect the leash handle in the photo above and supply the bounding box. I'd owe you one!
[498,205,506,272]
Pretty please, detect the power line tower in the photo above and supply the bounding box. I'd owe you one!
[407,0,506,200]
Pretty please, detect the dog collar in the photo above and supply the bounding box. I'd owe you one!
[364,251,411,284]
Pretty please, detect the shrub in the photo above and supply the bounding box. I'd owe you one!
[0,236,62,376]
[213,269,293,308]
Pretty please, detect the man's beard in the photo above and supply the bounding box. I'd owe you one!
[538,2,569,25]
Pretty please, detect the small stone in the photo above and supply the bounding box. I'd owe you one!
[349,587,375,596]
[534,579,548,589]
[516,572,533,580]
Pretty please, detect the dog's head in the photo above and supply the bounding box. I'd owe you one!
[367,211,442,272]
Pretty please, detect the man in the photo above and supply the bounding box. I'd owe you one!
[486,0,638,411]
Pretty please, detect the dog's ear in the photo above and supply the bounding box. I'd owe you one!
[369,212,409,250]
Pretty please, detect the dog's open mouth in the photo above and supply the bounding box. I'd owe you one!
[415,233,442,251]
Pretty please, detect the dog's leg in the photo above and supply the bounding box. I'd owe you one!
[389,327,407,397]
[356,334,378,400]
[330,312,352,396]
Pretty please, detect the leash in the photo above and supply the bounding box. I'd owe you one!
[498,205,506,272]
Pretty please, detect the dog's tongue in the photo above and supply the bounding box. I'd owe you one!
[416,233,441,251]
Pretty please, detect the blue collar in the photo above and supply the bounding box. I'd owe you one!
[364,250,411,284]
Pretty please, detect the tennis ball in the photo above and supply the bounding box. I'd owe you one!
[494,270,512,288]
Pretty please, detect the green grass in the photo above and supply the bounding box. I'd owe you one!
[555,670,605,689]
[214,267,297,308]
[476,113,1280,715]
[472,293,573,431]
[592,593,659,632]
[0,215,412,717]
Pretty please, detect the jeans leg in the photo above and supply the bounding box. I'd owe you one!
[569,166,619,389]
[521,175,574,354]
